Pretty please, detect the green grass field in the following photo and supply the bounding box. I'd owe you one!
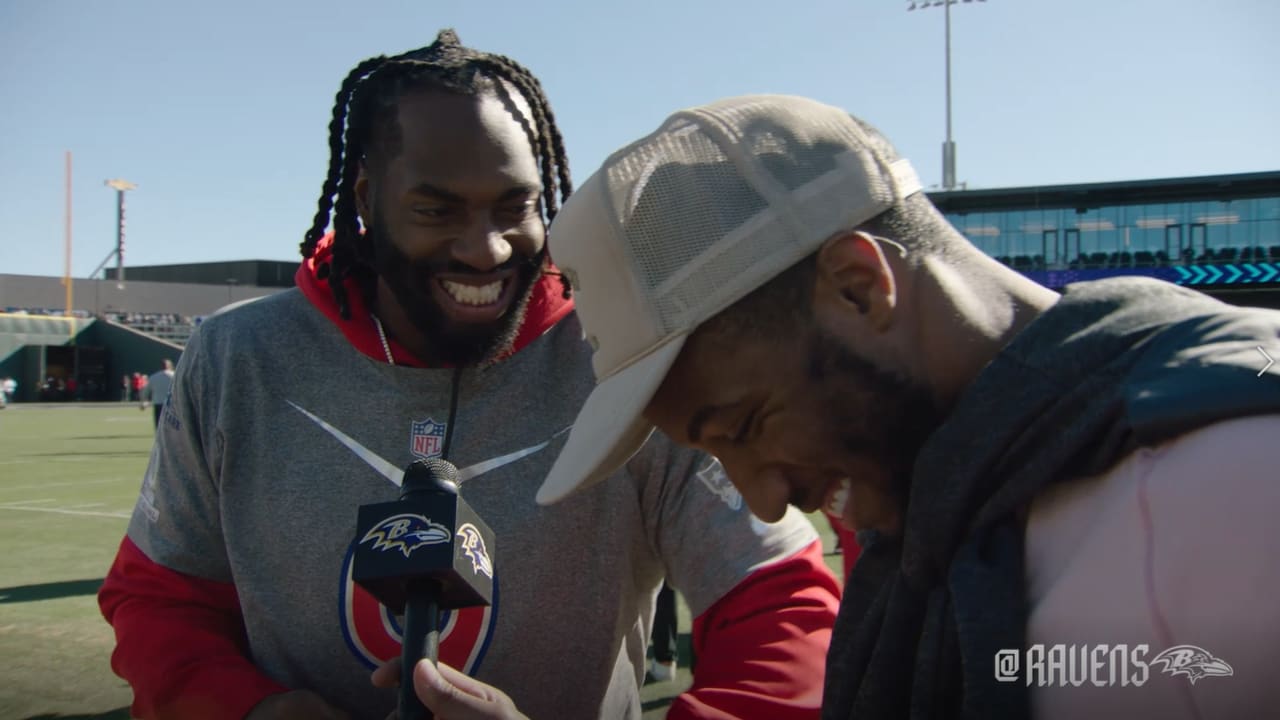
[0,404,841,720]
[0,404,149,720]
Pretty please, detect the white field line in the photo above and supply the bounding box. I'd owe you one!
[19,456,131,464]
[0,478,135,492]
[0,503,131,519]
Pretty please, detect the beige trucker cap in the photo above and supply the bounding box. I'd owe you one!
[536,94,922,505]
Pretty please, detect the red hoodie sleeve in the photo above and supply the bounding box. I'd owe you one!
[666,540,840,720]
[99,536,289,720]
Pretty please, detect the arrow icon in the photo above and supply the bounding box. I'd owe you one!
[1174,266,1192,284]
[1204,265,1224,284]
[1225,264,1243,284]
[1260,263,1279,284]
[1261,347,1276,377]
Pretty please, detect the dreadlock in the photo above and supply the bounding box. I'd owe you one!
[300,29,574,319]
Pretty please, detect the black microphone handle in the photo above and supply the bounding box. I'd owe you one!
[399,577,442,720]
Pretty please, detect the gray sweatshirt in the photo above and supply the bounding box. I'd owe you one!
[127,287,817,719]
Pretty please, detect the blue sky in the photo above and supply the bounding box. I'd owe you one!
[2,0,1277,278]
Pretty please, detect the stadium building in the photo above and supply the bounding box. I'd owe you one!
[2,171,1277,403]
[0,260,291,403]
[931,170,1280,310]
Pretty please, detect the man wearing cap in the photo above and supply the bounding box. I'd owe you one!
[418,95,1280,719]
[99,34,842,718]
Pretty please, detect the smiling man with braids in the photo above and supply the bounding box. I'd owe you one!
[98,31,839,720]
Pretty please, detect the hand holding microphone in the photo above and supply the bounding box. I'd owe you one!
[352,458,496,720]
[371,659,527,720]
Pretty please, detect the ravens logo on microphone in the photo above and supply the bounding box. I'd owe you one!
[456,523,493,578]
[360,513,450,558]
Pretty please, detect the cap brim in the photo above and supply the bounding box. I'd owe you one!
[536,334,688,505]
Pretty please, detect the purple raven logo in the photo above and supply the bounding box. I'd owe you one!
[360,513,449,558]
[456,523,493,578]
[1151,645,1234,685]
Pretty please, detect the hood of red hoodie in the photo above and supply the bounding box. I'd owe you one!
[295,233,575,368]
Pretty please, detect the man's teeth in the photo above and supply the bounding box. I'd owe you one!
[441,280,502,306]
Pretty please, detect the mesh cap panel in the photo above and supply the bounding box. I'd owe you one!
[603,97,911,334]
[607,119,766,331]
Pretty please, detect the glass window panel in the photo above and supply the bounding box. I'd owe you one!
[997,211,1013,257]
[1189,222,1208,260]
[1006,211,1024,257]
[1136,224,1161,255]
[1233,201,1255,249]
[1238,199,1257,253]
[1261,197,1280,220]
[1043,230,1059,265]
[1064,229,1081,264]
[1166,223,1185,262]
[1116,204,1137,254]
[1134,202,1171,257]
[1015,229,1033,258]
[990,211,1005,256]
[1098,206,1121,254]
[1207,223,1230,251]
[1176,200,1193,227]
[1204,201,1233,250]
[1078,219,1098,256]
[1257,198,1280,251]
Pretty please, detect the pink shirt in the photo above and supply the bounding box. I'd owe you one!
[1026,414,1280,719]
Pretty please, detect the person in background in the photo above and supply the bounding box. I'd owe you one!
[130,373,146,403]
[141,359,176,428]
[648,582,679,683]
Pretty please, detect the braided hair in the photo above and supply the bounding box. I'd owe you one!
[300,29,573,319]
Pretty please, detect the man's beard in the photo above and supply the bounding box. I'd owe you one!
[366,219,546,367]
[806,330,945,515]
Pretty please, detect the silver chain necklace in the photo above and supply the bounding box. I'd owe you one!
[371,313,395,366]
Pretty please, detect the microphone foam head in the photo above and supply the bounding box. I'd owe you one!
[403,457,459,497]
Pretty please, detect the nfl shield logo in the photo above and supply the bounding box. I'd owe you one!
[410,418,447,459]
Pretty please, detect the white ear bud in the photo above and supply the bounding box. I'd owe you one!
[873,235,909,258]
[826,478,850,517]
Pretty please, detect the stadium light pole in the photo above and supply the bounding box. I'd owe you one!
[907,0,984,191]
[104,179,137,283]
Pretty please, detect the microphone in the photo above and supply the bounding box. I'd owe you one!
[352,458,496,720]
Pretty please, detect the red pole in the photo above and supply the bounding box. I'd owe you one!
[65,151,74,331]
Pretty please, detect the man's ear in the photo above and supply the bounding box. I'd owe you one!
[812,230,897,333]
[354,163,371,227]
